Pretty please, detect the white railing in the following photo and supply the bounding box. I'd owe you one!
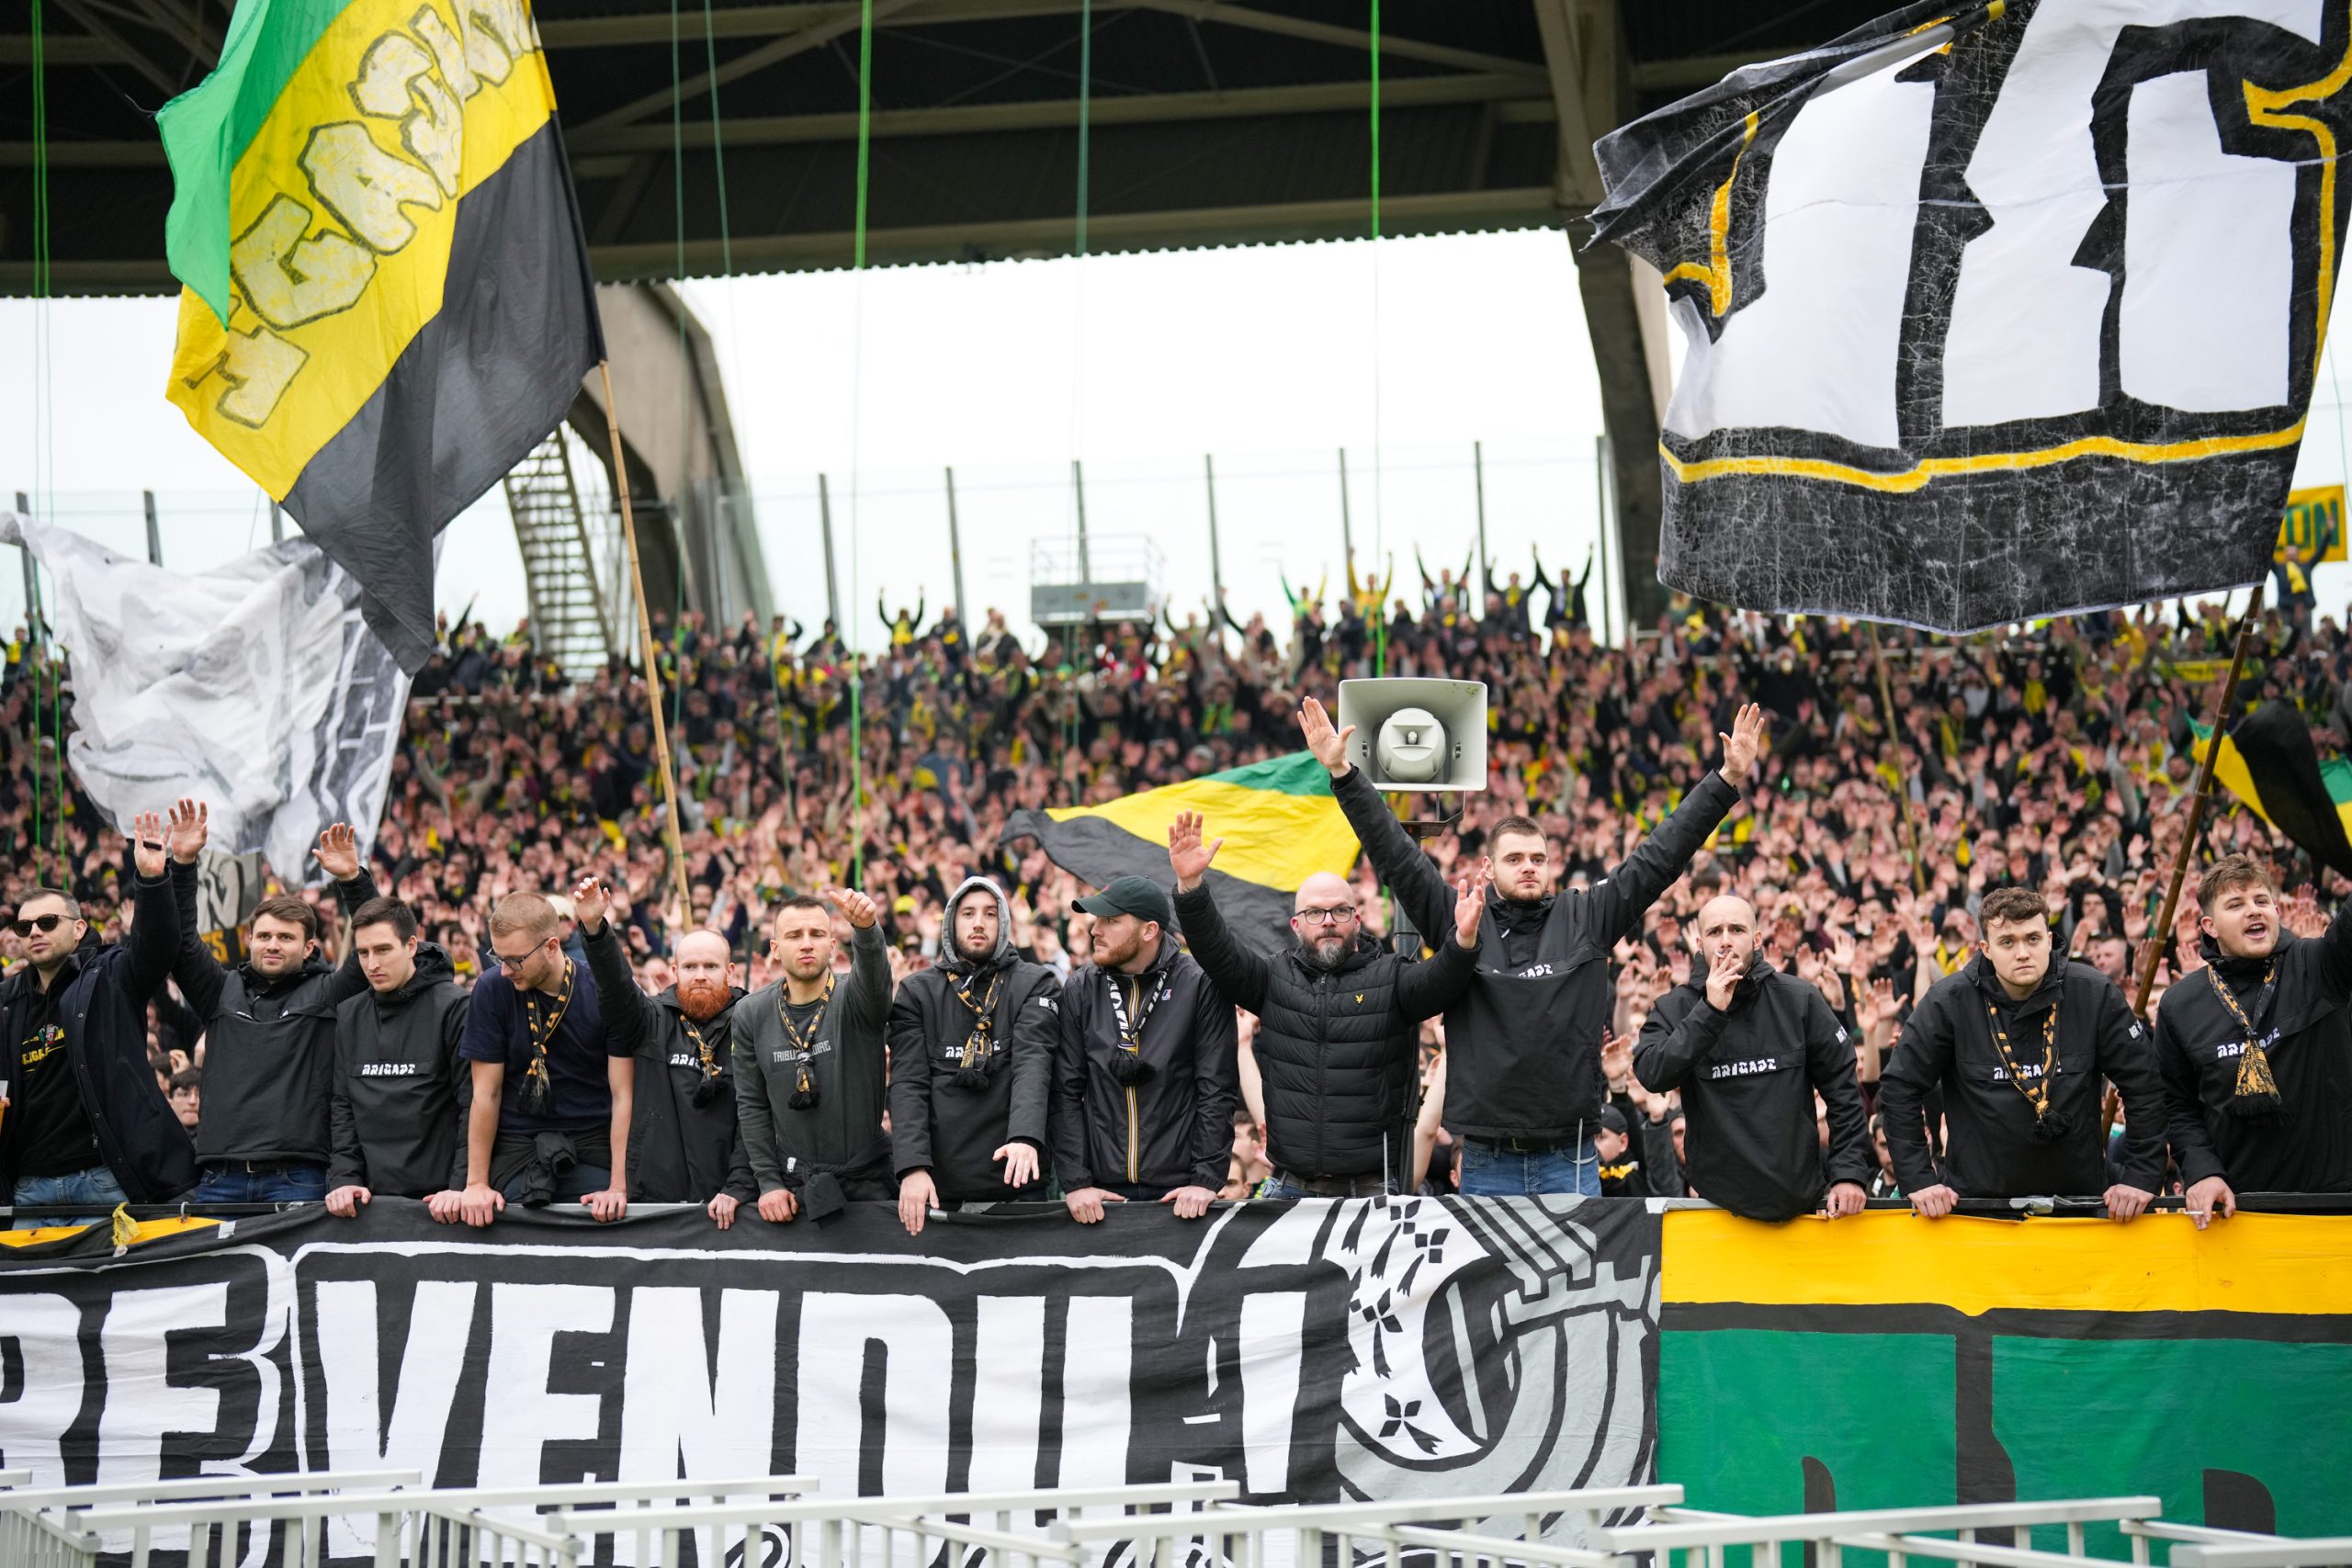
[2172,1543,2352,1568]
[0,1470,420,1568]
[1594,1497,2165,1568]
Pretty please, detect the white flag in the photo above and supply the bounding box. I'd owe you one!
[2,513,410,885]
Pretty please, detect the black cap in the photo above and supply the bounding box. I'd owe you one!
[1597,1105,1630,1136]
[1072,875,1176,930]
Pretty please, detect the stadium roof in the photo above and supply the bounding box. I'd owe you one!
[4,0,1892,294]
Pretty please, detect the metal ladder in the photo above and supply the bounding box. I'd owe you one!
[503,430,614,683]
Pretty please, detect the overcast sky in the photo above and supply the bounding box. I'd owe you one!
[3,225,2348,649]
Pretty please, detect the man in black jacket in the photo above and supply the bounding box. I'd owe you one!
[573,875,756,1229]
[1,813,189,1223]
[1880,886,2166,1220]
[1635,895,1872,1221]
[2156,855,2352,1226]
[890,875,1059,1235]
[1052,875,1238,1223]
[1302,694,1765,1195]
[326,897,469,1216]
[163,799,379,1203]
[1168,812,1481,1197]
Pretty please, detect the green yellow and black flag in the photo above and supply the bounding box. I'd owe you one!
[2192,701,2352,879]
[1003,751,1361,954]
[158,0,602,671]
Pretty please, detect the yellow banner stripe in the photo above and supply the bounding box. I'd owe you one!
[166,0,556,497]
[1664,421,2308,495]
[1046,776,1360,891]
[1663,1209,2352,1316]
[0,1214,225,1249]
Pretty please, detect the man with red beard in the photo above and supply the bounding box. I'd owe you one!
[572,875,756,1228]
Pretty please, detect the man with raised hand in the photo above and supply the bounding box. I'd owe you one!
[1880,886,2167,1222]
[733,888,895,1224]
[573,874,756,1229]
[889,876,1060,1235]
[327,897,469,1217]
[0,813,188,1224]
[1169,810,1482,1198]
[1302,693,1764,1196]
[1635,894,1872,1221]
[164,799,379,1204]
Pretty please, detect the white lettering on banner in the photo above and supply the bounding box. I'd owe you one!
[796,1292,954,1501]
[0,1294,85,1487]
[1238,1292,1306,1495]
[315,1279,477,1478]
[479,1283,614,1490]
[1060,1296,1135,1488]
[96,1284,228,1491]
[619,1288,778,1483]
[967,1297,1047,1493]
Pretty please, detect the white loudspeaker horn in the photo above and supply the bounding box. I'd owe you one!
[1335,678,1488,793]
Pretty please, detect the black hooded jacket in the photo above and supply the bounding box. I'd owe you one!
[1051,936,1238,1193]
[170,858,378,1166]
[582,920,756,1205]
[1635,956,1871,1221]
[890,877,1059,1201]
[1173,881,1475,1181]
[1334,761,1737,1142]
[1880,953,2167,1199]
[329,942,469,1196]
[2155,912,2352,1195]
[0,872,192,1201]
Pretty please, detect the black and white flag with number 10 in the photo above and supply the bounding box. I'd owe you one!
[1591,0,2352,633]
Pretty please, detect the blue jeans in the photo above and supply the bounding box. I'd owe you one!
[193,1162,329,1204]
[11,1165,129,1228]
[1457,1130,1600,1197]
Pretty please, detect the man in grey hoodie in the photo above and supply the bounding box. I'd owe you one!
[732,887,894,1223]
[889,876,1060,1235]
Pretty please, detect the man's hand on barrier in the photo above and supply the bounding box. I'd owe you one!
[2103,1183,2154,1223]
[325,1184,371,1219]
[899,1169,939,1236]
[707,1192,739,1231]
[758,1188,799,1224]
[425,1189,465,1224]
[1065,1186,1125,1224]
[1160,1185,1216,1220]
[1907,1183,1958,1220]
[2186,1175,2236,1230]
[995,1141,1040,1189]
[1820,1181,1866,1220]
[458,1182,504,1227]
[584,1185,628,1223]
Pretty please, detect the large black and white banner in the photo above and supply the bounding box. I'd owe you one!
[1591,0,2352,632]
[0,1199,1656,1546]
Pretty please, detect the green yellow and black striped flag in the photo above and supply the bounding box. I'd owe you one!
[2192,700,2352,879]
[1003,751,1362,954]
[158,0,602,671]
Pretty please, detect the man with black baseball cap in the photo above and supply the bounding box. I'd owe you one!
[1051,874,1238,1223]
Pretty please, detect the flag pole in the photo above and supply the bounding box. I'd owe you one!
[595,359,698,926]
[1866,622,1928,895]
[2132,582,2267,1019]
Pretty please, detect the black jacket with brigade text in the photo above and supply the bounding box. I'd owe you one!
[1174,882,1475,1181]
[1051,936,1238,1193]
[889,878,1059,1201]
[2156,915,2352,1195]
[329,942,469,1196]
[1880,954,2167,1199]
[1335,761,1737,1142]
[171,859,378,1166]
[0,872,191,1201]
[583,920,758,1205]
[1635,957,1871,1220]
[732,924,895,1195]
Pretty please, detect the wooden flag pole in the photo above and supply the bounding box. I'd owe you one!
[2132,582,2267,1020]
[596,360,697,926]
[1867,622,1928,895]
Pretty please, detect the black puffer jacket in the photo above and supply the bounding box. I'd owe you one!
[890,877,1059,1201]
[1051,936,1238,1193]
[1174,883,1475,1180]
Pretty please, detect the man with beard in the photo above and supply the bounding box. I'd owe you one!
[889,877,1059,1235]
[1880,886,2167,1221]
[326,897,469,1216]
[1052,875,1238,1223]
[1635,895,1872,1220]
[1168,813,1482,1197]
[1302,694,1765,1196]
[162,799,379,1203]
[2156,855,2352,1225]
[733,889,893,1223]
[572,878,755,1227]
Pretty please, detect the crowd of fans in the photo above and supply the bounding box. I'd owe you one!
[1,554,2346,1196]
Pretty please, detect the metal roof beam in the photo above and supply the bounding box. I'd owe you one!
[1631,51,1775,94]
[538,0,1088,50]
[45,0,179,94]
[1131,0,1546,84]
[0,33,121,63]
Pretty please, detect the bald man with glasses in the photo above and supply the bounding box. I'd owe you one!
[1168,812,1483,1198]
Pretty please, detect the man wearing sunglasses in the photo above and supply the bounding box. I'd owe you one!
[160,800,379,1205]
[1168,812,1484,1198]
[1,813,192,1225]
